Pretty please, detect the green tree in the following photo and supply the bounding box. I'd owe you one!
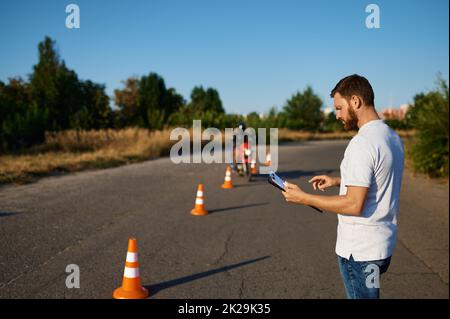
[282,86,323,130]
[0,78,48,151]
[137,73,185,130]
[29,36,84,131]
[187,86,225,116]
[54,63,84,129]
[408,76,449,178]
[70,81,111,129]
[29,37,60,117]
[168,85,224,128]
[28,36,112,132]
[246,111,261,128]
[0,36,114,151]
[321,111,343,132]
[264,107,283,128]
[165,88,185,115]
[114,77,141,127]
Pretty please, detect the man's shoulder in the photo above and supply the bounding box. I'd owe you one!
[347,133,372,152]
[353,122,404,158]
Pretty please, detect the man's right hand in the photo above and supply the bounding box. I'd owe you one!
[308,175,340,191]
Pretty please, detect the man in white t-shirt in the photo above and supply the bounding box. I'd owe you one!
[282,74,404,299]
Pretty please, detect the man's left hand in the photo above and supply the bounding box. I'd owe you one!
[282,181,306,204]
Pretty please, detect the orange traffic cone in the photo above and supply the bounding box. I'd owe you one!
[250,159,257,174]
[221,166,233,189]
[113,238,149,299]
[191,184,208,215]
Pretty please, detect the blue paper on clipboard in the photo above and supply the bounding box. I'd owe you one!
[268,171,286,191]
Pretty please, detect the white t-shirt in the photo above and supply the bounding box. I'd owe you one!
[336,119,404,261]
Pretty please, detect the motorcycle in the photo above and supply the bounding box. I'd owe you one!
[233,142,253,182]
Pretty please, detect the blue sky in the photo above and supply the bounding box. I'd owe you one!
[0,0,448,114]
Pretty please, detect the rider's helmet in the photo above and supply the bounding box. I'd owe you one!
[237,122,247,131]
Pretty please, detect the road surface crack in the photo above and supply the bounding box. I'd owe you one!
[0,242,77,290]
[238,273,246,299]
[0,209,128,291]
[213,231,234,266]
[397,238,449,285]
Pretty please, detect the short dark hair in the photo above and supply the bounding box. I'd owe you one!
[330,74,375,107]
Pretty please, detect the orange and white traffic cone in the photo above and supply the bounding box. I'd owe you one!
[250,159,257,174]
[191,184,208,215]
[113,238,149,299]
[265,152,272,166]
[221,166,233,189]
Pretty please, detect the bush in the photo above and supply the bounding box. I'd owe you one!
[384,119,411,130]
[408,76,449,178]
[321,111,343,132]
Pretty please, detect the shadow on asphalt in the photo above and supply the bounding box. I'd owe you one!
[145,256,271,297]
[208,202,269,214]
[233,181,267,188]
[231,174,269,186]
[0,211,22,218]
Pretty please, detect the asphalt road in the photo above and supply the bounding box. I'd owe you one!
[0,140,448,299]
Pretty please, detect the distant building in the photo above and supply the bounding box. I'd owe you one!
[380,104,410,120]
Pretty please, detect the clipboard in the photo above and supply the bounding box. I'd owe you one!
[268,171,323,213]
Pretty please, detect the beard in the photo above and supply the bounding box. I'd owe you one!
[342,106,359,131]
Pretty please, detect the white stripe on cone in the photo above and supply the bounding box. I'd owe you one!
[124,267,139,278]
[126,252,138,262]
[195,198,204,205]
[225,176,231,181]
[197,191,203,197]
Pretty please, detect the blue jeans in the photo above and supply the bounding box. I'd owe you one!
[337,254,391,299]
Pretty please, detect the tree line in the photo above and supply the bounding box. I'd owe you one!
[0,37,341,152]
[0,37,448,177]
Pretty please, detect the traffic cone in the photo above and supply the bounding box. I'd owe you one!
[113,238,149,299]
[221,166,233,189]
[265,152,272,166]
[250,159,257,174]
[191,184,208,215]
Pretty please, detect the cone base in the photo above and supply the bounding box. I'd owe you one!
[221,183,233,189]
[191,208,208,215]
[113,286,148,299]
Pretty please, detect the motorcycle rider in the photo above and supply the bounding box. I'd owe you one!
[232,122,251,176]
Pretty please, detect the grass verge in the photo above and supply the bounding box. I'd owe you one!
[0,128,416,185]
